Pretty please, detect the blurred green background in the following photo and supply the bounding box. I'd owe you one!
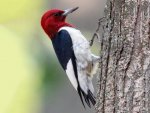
[0,0,106,113]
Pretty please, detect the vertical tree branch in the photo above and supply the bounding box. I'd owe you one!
[95,0,150,113]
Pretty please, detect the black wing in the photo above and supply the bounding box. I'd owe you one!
[51,30,96,108]
[52,30,73,70]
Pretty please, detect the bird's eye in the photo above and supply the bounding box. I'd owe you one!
[54,13,62,17]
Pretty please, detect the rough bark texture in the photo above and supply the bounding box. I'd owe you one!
[95,0,150,113]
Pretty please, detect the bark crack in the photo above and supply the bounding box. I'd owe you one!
[102,0,115,112]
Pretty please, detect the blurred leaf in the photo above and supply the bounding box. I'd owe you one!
[0,0,42,23]
[0,26,41,113]
[29,36,65,91]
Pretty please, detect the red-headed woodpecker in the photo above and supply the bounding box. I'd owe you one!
[41,7,99,108]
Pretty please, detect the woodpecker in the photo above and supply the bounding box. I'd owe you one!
[41,7,99,108]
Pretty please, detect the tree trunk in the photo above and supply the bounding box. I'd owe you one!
[95,0,150,113]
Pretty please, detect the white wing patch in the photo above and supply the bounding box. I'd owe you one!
[77,67,89,94]
[66,59,78,90]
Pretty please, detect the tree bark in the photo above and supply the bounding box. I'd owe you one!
[95,0,150,113]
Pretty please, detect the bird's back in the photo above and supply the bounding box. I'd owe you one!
[58,27,96,107]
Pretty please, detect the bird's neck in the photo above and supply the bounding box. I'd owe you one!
[47,23,73,39]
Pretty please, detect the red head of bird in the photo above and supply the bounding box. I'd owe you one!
[41,7,79,38]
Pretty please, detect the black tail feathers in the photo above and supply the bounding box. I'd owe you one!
[77,87,96,108]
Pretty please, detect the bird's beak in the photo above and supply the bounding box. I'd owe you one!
[62,7,79,16]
